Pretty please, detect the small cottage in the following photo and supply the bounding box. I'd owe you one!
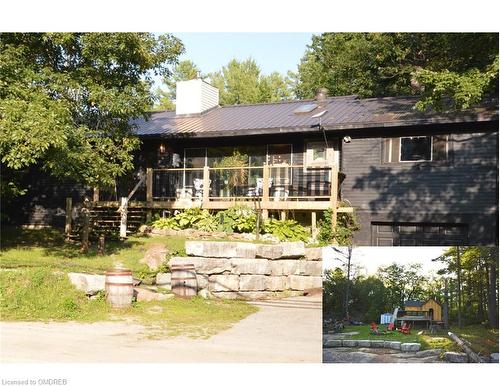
[402,299,442,324]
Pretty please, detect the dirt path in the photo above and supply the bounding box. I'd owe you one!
[1,295,321,363]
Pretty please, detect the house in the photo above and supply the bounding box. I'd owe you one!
[398,299,443,326]
[127,79,498,246]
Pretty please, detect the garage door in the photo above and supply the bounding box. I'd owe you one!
[371,222,469,246]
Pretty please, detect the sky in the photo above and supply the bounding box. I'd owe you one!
[153,32,314,89]
[323,247,449,277]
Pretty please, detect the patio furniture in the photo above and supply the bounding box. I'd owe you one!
[193,178,211,200]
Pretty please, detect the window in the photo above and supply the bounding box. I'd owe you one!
[306,141,333,166]
[400,136,432,161]
[381,135,450,164]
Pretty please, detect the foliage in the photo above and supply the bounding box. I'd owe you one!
[212,151,249,191]
[294,33,498,110]
[317,207,360,246]
[208,58,292,105]
[152,59,201,110]
[0,33,184,193]
[377,263,427,309]
[218,206,257,233]
[152,208,219,232]
[262,218,310,242]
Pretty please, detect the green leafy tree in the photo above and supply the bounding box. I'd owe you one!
[377,263,427,309]
[294,33,498,110]
[0,33,183,194]
[152,59,202,111]
[208,58,292,105]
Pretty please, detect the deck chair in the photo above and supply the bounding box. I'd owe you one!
[369,322,381,335]
[399,322,411,335]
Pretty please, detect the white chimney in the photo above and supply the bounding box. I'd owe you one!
[175,79,219,115]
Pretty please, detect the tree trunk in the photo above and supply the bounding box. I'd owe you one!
[443,278,450,329]
[448,332,485,363]
[487,258,498,328]
[344,246,352,320]
[457,246,463,328]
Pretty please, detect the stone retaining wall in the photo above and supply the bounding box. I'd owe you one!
[324,339,421,352]
[157,241,323,300]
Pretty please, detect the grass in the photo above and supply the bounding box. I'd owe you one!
[0,226,185,276]
[0,266,258,338]
[335,324,498,355]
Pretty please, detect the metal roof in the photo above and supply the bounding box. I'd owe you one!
[133,96,498,138]
[404,300,425,307]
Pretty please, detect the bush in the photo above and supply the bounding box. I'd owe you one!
[151,208,218,232]
[218,206,257,233]
[317,207,360,246]
[262,218,310,242]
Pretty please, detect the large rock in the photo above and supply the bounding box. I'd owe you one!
[388,341,401,350]
[444,351,468,363]
[185,241,256,259]
[288,275,322,290]
[415,349,444,358]
[342,340,358,348]
[371,340,385,348]
[140,243,168,270]
[169,256,231,274]
[324,340,343,348]
[231,259,271,275]
[280,241,305,258]
[305,247,322,261]
[236,291,277,300]
[156,272,171,290]
[490,353,499,363]
[133,287,171,302]
[298,261,322,276]
[196,274,209,289]
[68,273,105,292]
[208,275,240,292]
[256,244,283,259]
[211,292,239,300]
[269,260,300,276]
[401,343,421,352]
[358,340,372,348]
[239,275,267,291]
[265,276,288,291]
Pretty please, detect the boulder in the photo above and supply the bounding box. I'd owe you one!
[231,259,271,275]
[156,272,171,290]
[371,340,385,348]
[265,276,287,291]
[68,273,105,292]
[239,275,267,291]
[357,340,371,348]
[415,349,444,358]
[133,287,171,302]
[298,261,322,276]
[185,241,256,259]
[342,340,358,348]
[490,353,499,363]
[211,292,239,300]
[324,340,343,348]
[169,256,231,274]
[236,291,276,300]
[280,241,305,258]
[260,234,280,243]
[401,343,421,352]
[196,274,209,289]
[138,225,151,234]
[444,351,468,363]
[140,243,168,270]
[270,260,304,276]
[255,244,283,259]
[388,341,401,350]
[305,247,322,261]
[197,288,213,299]
[208,274,239,292]
[288,275,322,291]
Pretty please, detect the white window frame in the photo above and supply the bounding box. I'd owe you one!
[305,141,335,167]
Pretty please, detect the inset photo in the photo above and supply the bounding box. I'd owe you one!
[323,246,499,363]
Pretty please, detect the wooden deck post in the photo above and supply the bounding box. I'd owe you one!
[120,197,128,239]
[262,164,270,220]
[146,168,153,222]
[92,187,99,202]
[311,211,318,239]
[280,211,286,221]
[330,165,339,234]
[203,166,210,206]
[65,197,72,241]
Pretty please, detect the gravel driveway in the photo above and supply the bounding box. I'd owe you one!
[1,295,321,363]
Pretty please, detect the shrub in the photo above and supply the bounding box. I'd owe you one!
[152,216,180,230]
[218,206,256,233]
[151,208,218,232]
[262,218,310,242]
[317,207,360,246]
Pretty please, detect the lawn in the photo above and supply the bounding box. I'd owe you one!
[0,227,258,338]
[334,324,498,355]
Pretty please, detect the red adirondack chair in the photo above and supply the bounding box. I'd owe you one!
[400,322,411,334]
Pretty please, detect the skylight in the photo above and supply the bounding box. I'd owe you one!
[293,103,318,114]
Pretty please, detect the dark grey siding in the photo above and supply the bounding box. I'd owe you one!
[341,124,498,245]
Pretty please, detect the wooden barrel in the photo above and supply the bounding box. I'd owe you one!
[171,264,197,298]
[105,269,133,308]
